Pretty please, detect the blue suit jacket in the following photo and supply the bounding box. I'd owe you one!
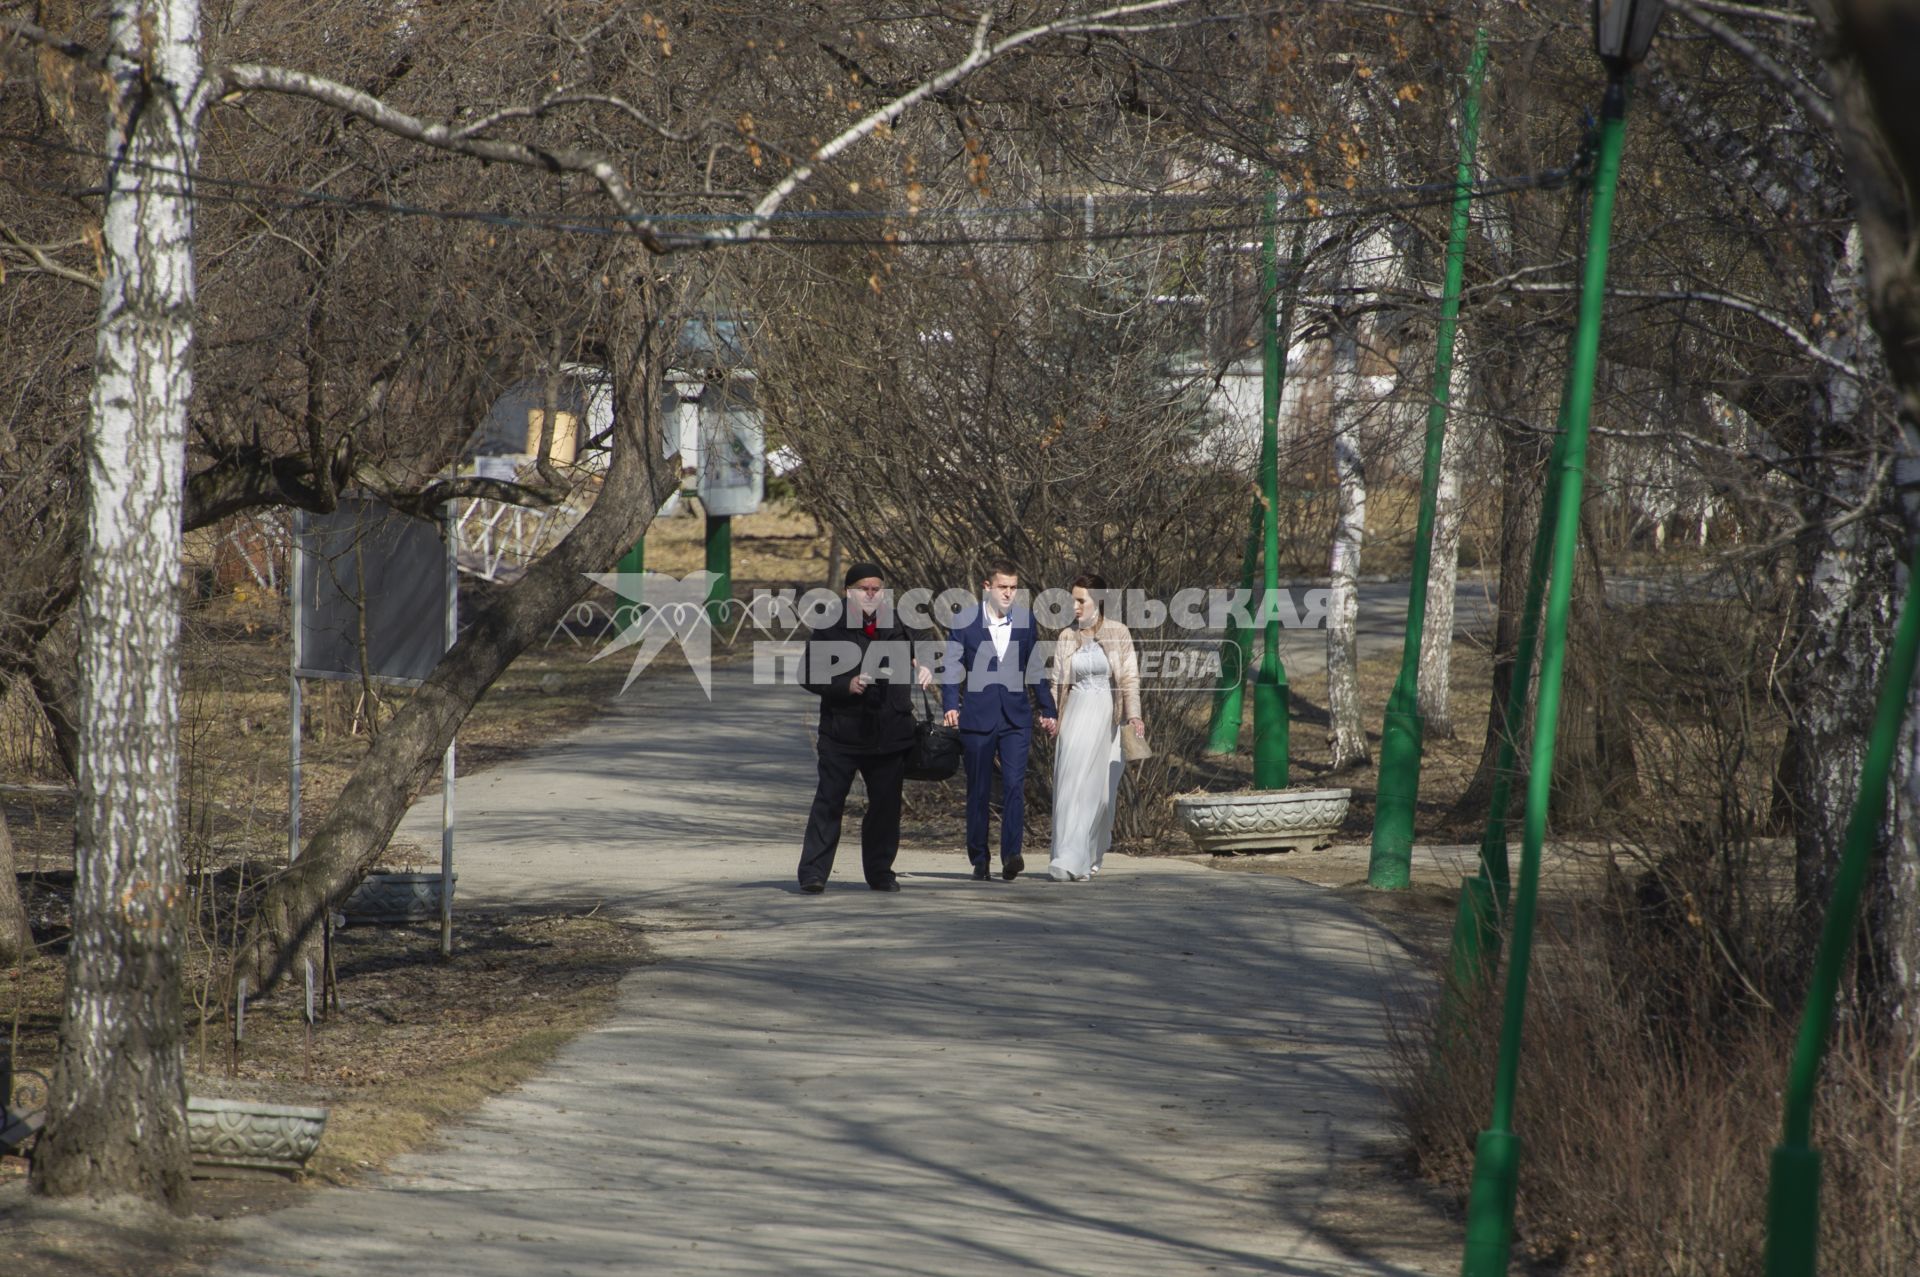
[941,607,1058,732]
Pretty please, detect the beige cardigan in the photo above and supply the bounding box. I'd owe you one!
[1050,616,1143,726]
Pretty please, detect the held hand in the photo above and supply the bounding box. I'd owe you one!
[1130,717,1145,738]
[849,673,871,694]
[943,709,959,728]
[1040,716,1059,737]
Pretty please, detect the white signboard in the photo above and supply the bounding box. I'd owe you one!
[698,390,764,517]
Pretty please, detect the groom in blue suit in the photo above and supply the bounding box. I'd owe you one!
[941,559,1058,881]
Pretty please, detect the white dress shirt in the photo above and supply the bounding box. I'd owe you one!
[987,610,1012,660]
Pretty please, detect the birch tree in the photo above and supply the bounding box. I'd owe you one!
[1417,346,1470,739]
[1318,206,1413,772]
[1633,0,1920,1016]
[1325,301,1371,769]
[28,0,208,1204]
[1792,0,1920,1022]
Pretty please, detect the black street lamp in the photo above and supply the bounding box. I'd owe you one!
[1593,0,1666,75]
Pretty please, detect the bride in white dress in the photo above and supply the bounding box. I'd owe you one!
[1049,575,1144,882]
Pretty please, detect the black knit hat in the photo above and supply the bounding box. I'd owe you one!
[843,561,886,588]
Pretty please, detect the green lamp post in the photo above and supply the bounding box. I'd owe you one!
[615,537,646,626]
[705,511,732,625]
[1458,3,1663,1273]
[1444,358,1575,1001]
[1204,503,1263,754]
[1367,27,1490,889]
[1252,212,1307,788]
[618,538,645,578]
[1208,208,1305,765]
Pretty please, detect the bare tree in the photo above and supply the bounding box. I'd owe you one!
[3,0,1247,1203]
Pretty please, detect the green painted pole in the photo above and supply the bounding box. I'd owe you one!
[704,513,731,624]
[1205,502,1263,754]
[614,537,646,626]
[1446,357,1578,994]
[1370,27,1489,890]
[617,539,645,577]
[1253,215,1305,789]
[1763,554,1920,1276]
[1445,97,1619,994]
[1459,71,1629,1277]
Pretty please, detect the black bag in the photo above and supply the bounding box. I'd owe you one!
[906,688,962,782]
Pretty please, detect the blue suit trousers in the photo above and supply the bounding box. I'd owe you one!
[962,724,1030,868]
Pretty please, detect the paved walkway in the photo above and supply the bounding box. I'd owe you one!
[211,657,1448,1277]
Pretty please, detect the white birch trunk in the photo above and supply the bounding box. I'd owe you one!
[1894,377,1920,1037]
[1418,343,1469,739]
[1820,2,1920,1034]
[1781,227,1915,1027]
[33,0,205,1206]
[1326,325,1369,768]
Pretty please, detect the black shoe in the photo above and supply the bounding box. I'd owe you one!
[1002,854,1025,882]
[799,880,826,894]
[870,876,901,892]
[971,865,991,881]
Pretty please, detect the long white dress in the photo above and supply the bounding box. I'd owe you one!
[1050,640,1124,881]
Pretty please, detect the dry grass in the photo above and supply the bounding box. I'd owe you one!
[635,500,832,587]
[1390,886,1920,1276]
[1369,590,1920,1277]
[2,909,646,1162]
[240,911,650,1184]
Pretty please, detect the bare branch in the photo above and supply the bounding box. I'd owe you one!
[1508,281,1863,377]
[1690,0,1817,25]
[215,63,665,250]
[723,0,1197,242]
[453,92,698,144]
[7,13,640,231]
[0,224,101,287]
[1622,289,1862,380]
[1644,67,1836,221]
[384,475,569,520]
[1666,0,1837,132]
[0,14,109,70]
[183,449,569,530]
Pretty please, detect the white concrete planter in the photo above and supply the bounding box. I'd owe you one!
[1172,788,1352,854]
[187,1096,328,1176]
[342,871,454,924]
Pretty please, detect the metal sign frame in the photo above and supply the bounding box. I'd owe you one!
[288,500,460,957]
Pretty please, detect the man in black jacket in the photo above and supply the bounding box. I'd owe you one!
[797,561,932,892]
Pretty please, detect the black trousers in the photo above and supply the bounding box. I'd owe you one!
[799,741,909,887]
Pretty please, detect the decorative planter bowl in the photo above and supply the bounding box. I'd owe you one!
[1172,787,1352,854]
[187,1096,328,1176]
[341,871,454,924]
